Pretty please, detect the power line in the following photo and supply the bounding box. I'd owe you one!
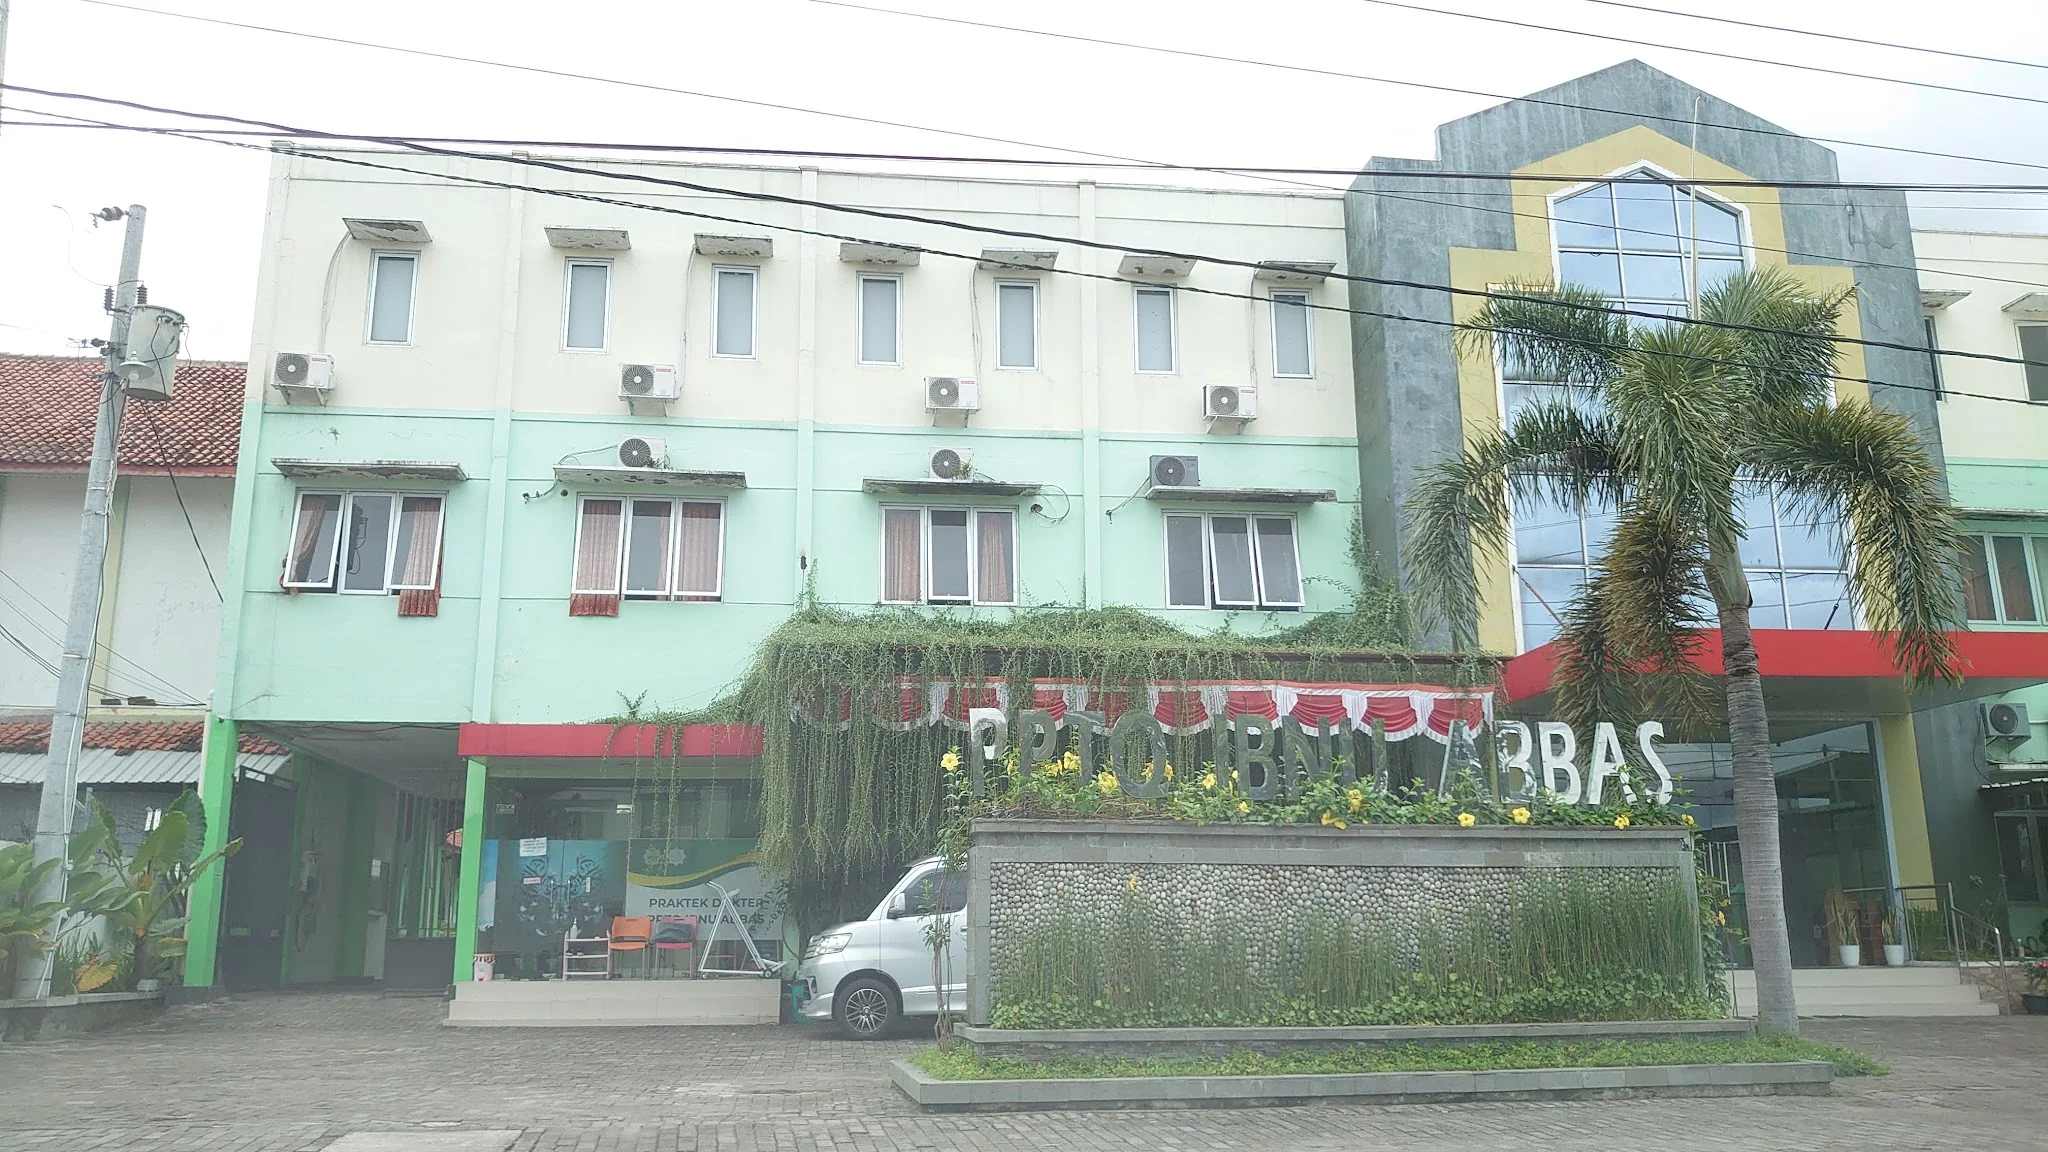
[34,100,2045,414]
[1345,0,2048,107]
[52,0,2048,180]
[1570,0,2048,74]
[0,567,204,704]
[133,404,225,604]
[29,84,2040,377]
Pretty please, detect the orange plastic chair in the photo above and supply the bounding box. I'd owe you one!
[608,915,654,978]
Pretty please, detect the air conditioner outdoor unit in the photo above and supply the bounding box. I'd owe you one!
[273,352,334,392]
[1149,454,1200,488]
[1984,701,2031,742]
[1204,384,1258,421]
[928,447,974,481]
[619,363,680,402]
[617,436,668,469]
[925,376,981,413]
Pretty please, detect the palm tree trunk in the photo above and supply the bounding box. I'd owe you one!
[1713,544,1800,1035]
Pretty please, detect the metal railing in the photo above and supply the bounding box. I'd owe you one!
[1851,883,2006,970]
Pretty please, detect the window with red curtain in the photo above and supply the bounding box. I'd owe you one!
[881,507,922,603]
[881,506,1015,605]
[674,502,723,601]
[282,492,343,589]
[571,497,624,616]
[975,509,1016,605]
[391,495,445,617]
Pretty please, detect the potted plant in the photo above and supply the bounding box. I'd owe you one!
[2024,958,2048,1016]
[1880,910,1906,967]
[1826,890,1861,967]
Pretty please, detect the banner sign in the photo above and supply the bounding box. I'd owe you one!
[624,838,786,944]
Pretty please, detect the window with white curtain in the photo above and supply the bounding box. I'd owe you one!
[996,281,1038,369]
[572,496,725,601]
[367,252,417,344]
[879,506,1016,605]
[713,266,757,358]
[284,491,444,594]
[1162,512,1302,609]
[858,274,901,365]
[1134,286,1176,373]
[562,260,611,351]
[1270,291,1312,378]
[1961,533,2047,624]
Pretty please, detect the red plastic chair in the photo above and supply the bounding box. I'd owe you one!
[651,915,698,979]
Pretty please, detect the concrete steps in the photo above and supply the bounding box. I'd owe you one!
[447,977,782,1027]
[1725,965,2001,1017]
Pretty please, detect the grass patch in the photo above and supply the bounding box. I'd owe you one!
[911,1036,1888,1081]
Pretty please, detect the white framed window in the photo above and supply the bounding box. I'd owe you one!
[1270,290,1313,378]
[879,506,1017,606]
[712,266,758,359]
[284,490,444,594]
[1548,167,1745,324]
[561,259,611,351]
[572,495,725,601]
[1962,533,2048,625]
[2020,323,2048,404]
[366,251,418,345]
[858,274,902,365]
[1923,314,1945,399]
[1134,286,1177,374]
[1161,512,1302,610]
[995,280,1038,370]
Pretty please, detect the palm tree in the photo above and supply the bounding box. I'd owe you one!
[1403,267,1967,1035]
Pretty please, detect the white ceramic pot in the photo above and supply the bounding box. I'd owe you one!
[135,978,161,993]
[1838,944,1862,967]
[1883,944,1907,967]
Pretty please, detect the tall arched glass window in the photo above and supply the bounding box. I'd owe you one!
[1506,171,1851,651]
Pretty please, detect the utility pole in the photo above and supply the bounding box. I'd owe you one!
[17,204,146,999]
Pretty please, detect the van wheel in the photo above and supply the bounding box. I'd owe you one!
[835,977,897,1039]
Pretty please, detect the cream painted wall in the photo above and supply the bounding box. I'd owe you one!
[256,150,1356,438]
[1920,229,2048,474]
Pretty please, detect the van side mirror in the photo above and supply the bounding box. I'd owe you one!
[886,892,910,919]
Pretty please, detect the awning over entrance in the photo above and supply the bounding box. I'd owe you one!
[1503,629,2048,722]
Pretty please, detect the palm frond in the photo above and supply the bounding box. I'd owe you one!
[1745,399,1968,684]
[1454,281,1632,387]
[1402,399,1626,648]
[1698,267,1850,411]
[1597,324,1747,550]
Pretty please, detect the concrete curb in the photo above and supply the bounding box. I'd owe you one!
[0,991,165,1042]
[888,1057,1834,1112]
[954,1018,1753,1060]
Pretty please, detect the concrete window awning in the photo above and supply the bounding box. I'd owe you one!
[1254,261,1336,283]
[273,458,467,481]
[1920,289,1970,311]
[862,477,1040,497]
[840,242,921,266]
[1118,254,1195,278]
[1504,629,2048,732]
[694,234,773,259]
[545,226,631,251]
[343,218,431,244]
[553,465,747,489]
[977,249,1058,271]
[2003,292,2048,314]
[1147,485,1337,505]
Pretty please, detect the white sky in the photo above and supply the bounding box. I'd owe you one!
[2,0,2045,360]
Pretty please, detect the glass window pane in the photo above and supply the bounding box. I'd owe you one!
[624,500,673,595]
[1612,179,1680,250]
[2036,538,2048,617]
[1694,258,1745,292]
[1993,535,2037,622]
[1745,571,1787,629]
[1621,254,1686,302]
[1209,516,1256,606]
[1517,566,1584,651]
[1552,186,1616,248]
[1736,484,1778,568]
[369,254,415,343]
[573,498,624,595]
[1778,498,1843,570]
[1254,517,1302,605]
[285,493,343,587]
[859,277,898,364]
[882,508,921,603]
[2022,325,2048,403]
[1785,572,1853,629]
[675,502,722,599]
[1135,288,1175,372]
[928,509,970,601]
[714,268,755,357]
[1584,498,1618,564]
[1962,538,1997,621]
[1514,488,1584,566]
[1925,315,1945,397]
[975,510,1016,604]
[390,496,443,590]
[1165,514,1207,608]
[1271,292,1312,377]
[1997,816,2040,904]
[564,262,609,350]
[342,493,394,592]
[1557,251,1621,296]
[1678,196,1742,255]
[997,282,1036,369]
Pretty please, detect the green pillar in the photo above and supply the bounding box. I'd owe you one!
[182,713,238,988]
[453,758,488,984]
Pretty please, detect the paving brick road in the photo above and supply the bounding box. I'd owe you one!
[2,991,2044,1151]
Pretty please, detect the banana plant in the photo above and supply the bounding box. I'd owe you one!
[65,791,241,991]
[0,841,65,982]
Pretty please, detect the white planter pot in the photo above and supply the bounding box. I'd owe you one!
[1883,944,1907,967]
[135,978,161,993]
[1837,945,1861,967]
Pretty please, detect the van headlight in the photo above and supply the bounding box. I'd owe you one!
[804,932,852,959]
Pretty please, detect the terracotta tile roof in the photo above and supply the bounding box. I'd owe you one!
[0,354,246,473]
[0,721,284,757]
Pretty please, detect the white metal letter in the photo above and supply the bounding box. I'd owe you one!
[1536,721,1581,804]
[1637,721,1675,805]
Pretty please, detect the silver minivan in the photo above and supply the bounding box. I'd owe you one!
[794,856,965,1039]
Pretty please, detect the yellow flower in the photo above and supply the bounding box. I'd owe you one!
[940,750,962,773]
[1230,770,1239,784]
[1613,814,1632,830]
[1511,807,1531,825]
[1681,813,1696,826]
[1237,800,1250,814]
[1202,772,1218,791]
[1457,812,1476,828]
[1163,762,1174,780]
[1126,873,1139,893]
[1096,772,1120,796]
[1347,789,1364,814]
[1321,810,1336,826]
[1715,910,1727,926]
[1057,750,1081,777]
